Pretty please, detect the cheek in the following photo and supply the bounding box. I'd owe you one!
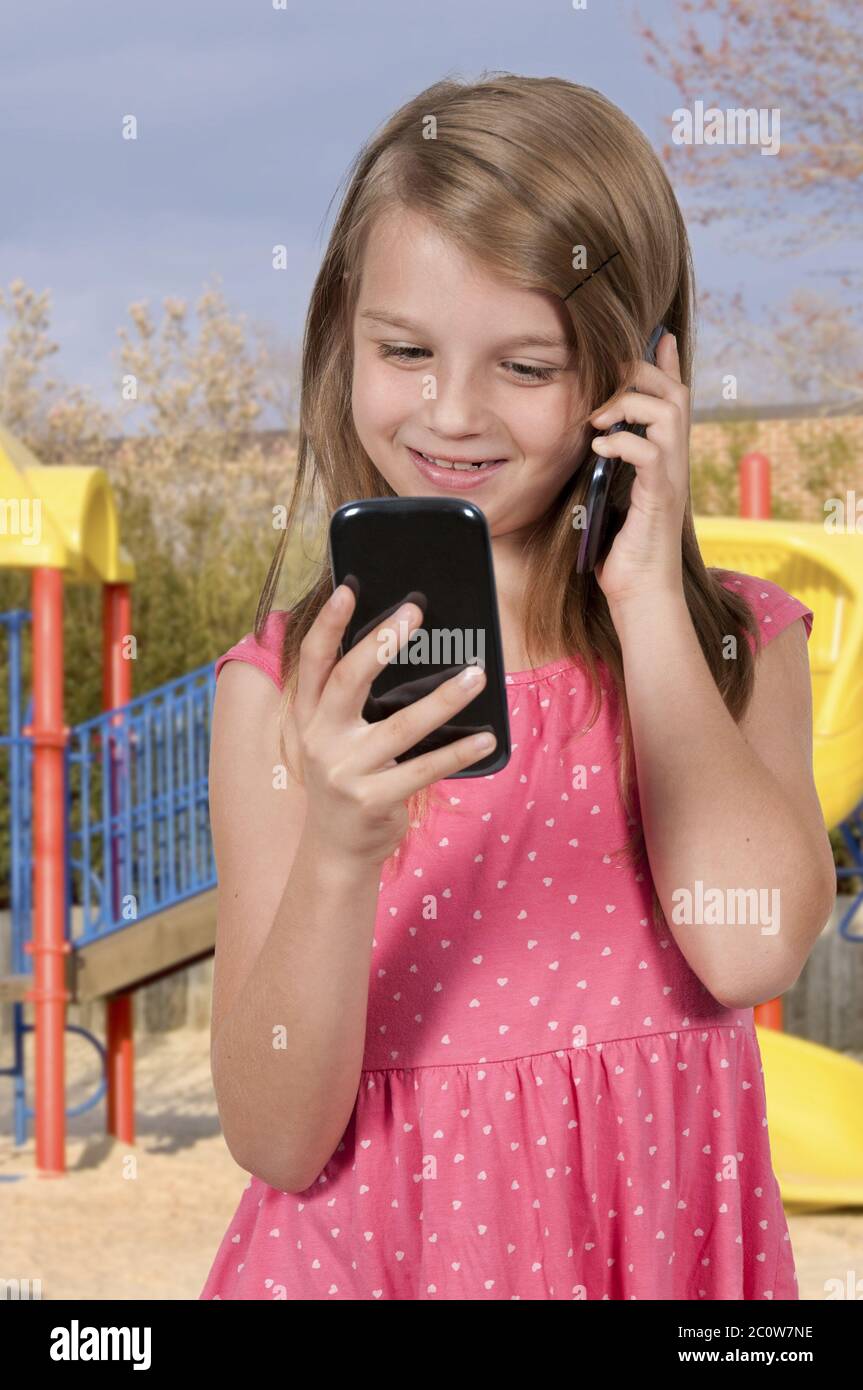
[512,389,581,457]
[352,354,415,434]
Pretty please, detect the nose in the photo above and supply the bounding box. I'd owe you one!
[420,362,492,439]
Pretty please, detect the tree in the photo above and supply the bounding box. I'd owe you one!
[252,321,301,439]
[637,0,863,409]
[111,275,298,561]
[0,279,114,461]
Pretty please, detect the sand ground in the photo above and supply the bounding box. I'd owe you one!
[1,1026,861,1301]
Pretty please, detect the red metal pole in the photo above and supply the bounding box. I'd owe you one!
[740,451,771,520]
[23,567,71,1176]
[739,453,783,1030]
[106,996,133,1141]
[103,583,135,1144]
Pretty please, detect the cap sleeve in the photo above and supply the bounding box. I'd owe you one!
[714,570,814,654]
[214,610,292,691]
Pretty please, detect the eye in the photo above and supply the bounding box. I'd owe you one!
[503,361,560,383]
[377,344,562,383]
[377,344,429,363]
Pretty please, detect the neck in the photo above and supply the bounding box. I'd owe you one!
[491,527,563,672]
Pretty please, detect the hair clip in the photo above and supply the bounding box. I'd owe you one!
[562,250,620,302]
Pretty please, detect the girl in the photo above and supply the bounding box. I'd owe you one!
[200,75,835,1301]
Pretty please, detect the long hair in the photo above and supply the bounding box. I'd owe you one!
[254,73,762,930]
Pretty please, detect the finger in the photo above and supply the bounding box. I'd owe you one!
[591,334,684,413]
[627,359,688,410]
[655,331,682,384]
[373,726,498,800]
[319,598,427,723]
[295,589,420,723]
[362,663,488,770]
[627,360,686,402]
[294,584,359,720]
[590,429,662,478]
[590,389,678,434]
[350,590,428,646]
[365,664,468,717]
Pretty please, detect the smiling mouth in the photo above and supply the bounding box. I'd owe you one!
[411,448,506,471]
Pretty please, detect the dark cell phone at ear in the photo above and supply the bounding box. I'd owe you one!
[328,497,511,778]
[575,322,667,575]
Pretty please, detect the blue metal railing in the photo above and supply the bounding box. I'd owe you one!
[835,796,863,941]
[68,663,218,944]
[1,610,35,1144]
[0,610,33,973]
[1,610,219,1142]
[1,609,218,956]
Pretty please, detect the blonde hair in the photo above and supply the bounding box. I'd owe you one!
[254,73,762,931]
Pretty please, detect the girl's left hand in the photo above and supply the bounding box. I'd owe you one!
[587,332,690,610]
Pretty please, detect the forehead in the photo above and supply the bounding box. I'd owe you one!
[355,205,568,340]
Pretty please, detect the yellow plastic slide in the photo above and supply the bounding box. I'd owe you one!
[756,1025,863,1211]
[695,517,863,832]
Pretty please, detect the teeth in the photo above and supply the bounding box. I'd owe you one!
[418,450,500,471]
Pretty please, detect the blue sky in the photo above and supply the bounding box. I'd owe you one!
[1,0,847,422]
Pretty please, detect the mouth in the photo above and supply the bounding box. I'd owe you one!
[407,446,508,485]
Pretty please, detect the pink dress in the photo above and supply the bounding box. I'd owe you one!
[200,569,814,1301]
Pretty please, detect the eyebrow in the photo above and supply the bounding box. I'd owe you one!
[358,308,571,352]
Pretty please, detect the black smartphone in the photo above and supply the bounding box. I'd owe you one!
[575,322,667,574]
[328,497,511,777]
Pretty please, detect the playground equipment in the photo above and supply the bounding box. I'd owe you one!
[755,1026,863,1212]
[694,515,863,839]
[0,421,217,1174]
[2,424,863,1209]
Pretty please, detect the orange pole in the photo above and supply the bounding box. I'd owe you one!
[106,995,133,1140]
[23,567,71,1176]
[103,583,135,1144]
[739,451,771,520]
[739,452,782,1031]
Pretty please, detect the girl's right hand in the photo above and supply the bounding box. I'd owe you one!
[289,585,496,866]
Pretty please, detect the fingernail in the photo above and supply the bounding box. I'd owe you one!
[459,663,485,685]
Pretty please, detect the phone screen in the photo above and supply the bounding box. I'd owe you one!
[328,497,511,777]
